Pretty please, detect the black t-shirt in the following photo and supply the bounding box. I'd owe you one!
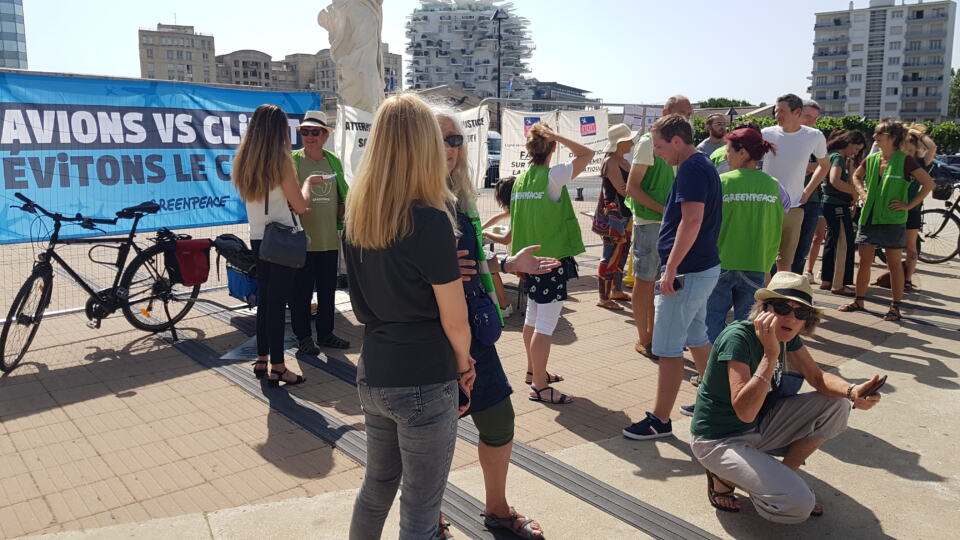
[344,204,462,387]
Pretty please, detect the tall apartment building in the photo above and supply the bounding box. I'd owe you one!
[406,0,534,98]
[217,44,401,92]
[810,0,956,121]
[138,24,216,83]
[0,0,26,69]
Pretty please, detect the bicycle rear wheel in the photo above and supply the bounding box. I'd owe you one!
[919,209,960,264]
[119,243,201,332]
[1,268,53,372]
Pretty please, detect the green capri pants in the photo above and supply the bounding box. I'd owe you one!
[470,396,515,447]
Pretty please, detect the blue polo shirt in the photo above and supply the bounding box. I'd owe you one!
[657,152,722,274]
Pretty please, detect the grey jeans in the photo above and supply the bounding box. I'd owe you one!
[349,380,459,540]
[690,392,851,524]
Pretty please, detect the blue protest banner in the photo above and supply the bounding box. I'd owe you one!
[0,71,321,244]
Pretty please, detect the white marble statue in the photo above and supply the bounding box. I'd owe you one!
[318,0,385,112]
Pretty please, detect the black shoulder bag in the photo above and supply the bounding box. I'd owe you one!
[259,191,308,269]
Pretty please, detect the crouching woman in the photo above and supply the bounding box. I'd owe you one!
[689,272,882,523]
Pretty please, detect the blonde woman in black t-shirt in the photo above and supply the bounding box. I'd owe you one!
[343,94,476,540]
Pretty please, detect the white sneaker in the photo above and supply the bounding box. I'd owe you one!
[501,304,514,318]
[803,272,817,285]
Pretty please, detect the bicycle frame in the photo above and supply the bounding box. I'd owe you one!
[35,213,148,302]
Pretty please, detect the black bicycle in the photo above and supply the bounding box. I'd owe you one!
[1,193,202,372]
[919,181,960,263]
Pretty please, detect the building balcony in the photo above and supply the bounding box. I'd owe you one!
[902,75,944,84]
[463,67,475,73]
[818,95,847,102]
[811,80,847,88]
[904,46,945,55]
[815,20,851,29]
[814,50,849,58]
[814,35,850,45]
[903,60,945,67]
[904,28,949,39]
[901,94,942,102]
[812,66,849,74]
[908,12,948,21]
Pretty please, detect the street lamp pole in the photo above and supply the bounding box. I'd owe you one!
[726,107,738,128]
[492,8,508,132]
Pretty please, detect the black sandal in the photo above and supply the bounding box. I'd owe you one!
[267,368,305,388]
[318,333,350,349]
[706,470,740,513]
[529,386,573,404]
[251,360,267,379]
[434,514,454,539]
[524,371,564,385]
[883,302,902,322]
[838,296,866,313]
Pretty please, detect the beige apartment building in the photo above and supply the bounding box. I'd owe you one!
[217,43,402,93]
[138,24,216,83]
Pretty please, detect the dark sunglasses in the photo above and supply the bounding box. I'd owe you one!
[443,134,464,148]
[766,301,816,321]
[301,128,326,136]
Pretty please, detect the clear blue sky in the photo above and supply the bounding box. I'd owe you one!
[24,0,960,106]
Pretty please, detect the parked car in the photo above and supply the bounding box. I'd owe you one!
[937,154,960,167]
[929,158,960,189]
[485,131,501,188]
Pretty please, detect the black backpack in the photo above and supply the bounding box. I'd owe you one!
[212,234,257,277]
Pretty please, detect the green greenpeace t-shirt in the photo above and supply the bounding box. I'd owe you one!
[691,320,803,439]
[821,152,853,206]
[296,155,340,252]
[717,169,783,273]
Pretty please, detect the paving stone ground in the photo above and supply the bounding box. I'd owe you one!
[0,191,953,539]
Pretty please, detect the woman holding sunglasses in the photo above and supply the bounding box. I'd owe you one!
[689,272,883,523]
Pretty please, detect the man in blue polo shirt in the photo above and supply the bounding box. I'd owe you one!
[623,114,722,440]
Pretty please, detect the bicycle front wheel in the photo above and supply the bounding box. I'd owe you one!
[1,268,53,372]
[919,209,960,264]
[119,243,201,332]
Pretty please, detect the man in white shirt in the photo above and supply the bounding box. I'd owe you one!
[761,94,830,272]
[625,95,692,360]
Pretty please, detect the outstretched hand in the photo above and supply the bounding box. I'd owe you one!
[506,245,561,275]
[456,250,477,282]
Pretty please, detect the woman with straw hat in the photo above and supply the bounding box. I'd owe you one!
[594,123,637,310]
[689,272,883,523]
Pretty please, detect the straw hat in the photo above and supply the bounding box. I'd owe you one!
[602,123,638,153]
[297,110,334,133]
[754,272,823,314]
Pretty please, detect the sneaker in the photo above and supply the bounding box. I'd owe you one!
[622,412,673,440]
[297,336,320,355]
[803,271,817,285]
[678,404,695,417]
[501,304,514,318]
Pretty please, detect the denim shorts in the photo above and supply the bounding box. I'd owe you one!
[632,222,661,282]
[652,264,721,358]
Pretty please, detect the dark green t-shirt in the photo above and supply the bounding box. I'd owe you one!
[691,320,803,439]
[821,152,853,206]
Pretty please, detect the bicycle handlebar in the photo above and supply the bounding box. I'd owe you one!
[12,192,119,226]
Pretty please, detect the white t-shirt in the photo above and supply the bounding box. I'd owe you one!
[631,134,655,166]
[760,125,827,208]
[547,163,574,202]
[246,186,296,240]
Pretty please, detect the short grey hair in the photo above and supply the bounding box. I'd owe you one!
[802,99,821,111]
[665,94,691,113]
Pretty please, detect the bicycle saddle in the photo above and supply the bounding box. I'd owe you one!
[116,201,161,218]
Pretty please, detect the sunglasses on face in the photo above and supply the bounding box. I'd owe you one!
[766,301,816,321]
[301,128,326,137]
[443,134,464,148]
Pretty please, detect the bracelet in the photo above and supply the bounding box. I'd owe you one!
[499,256,508,273]
[846,383,856,401]
[752,373,770,385]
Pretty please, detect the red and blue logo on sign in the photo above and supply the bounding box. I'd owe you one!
[580,116,596,136]
[524,116,540,136]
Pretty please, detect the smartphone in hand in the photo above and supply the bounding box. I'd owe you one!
[654,274,685,294]
[860,375,887,398]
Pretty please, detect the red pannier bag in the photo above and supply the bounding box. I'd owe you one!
[166,239,213,286]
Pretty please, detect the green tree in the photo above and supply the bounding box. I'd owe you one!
[698,97,754,108]
[929,121,960,154]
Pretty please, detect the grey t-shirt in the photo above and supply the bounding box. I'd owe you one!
[697,139,725,157]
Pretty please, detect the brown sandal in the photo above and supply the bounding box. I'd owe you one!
[596,299,624,311]
[706,470,740,512]
[838,296,865,312]
[882,302,902,322]
[482,507,543,539]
